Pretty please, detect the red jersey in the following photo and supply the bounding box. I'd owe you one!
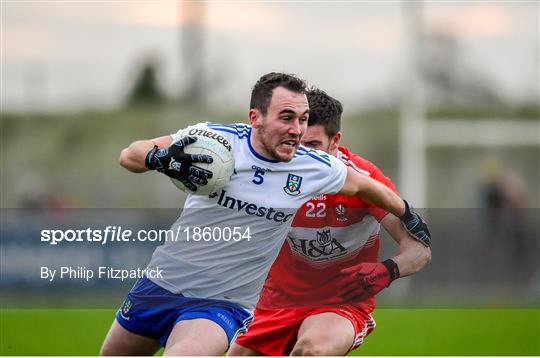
[256,147,398,311]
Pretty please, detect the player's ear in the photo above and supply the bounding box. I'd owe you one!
[329,131,342,153]
[249,108,263,128]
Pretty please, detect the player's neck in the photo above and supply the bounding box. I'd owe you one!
[250,130,278,161]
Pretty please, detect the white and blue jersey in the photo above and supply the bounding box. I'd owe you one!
[147,122,348,310]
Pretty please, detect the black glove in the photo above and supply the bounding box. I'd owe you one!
[145,136,213,192]
[400,200,431,247]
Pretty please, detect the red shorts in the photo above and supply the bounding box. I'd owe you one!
[234,305,376,356]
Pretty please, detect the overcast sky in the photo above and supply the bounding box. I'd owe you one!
[2,1,538,112]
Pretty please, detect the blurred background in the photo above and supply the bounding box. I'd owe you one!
[2,1,538,209]
[1,1,539,355]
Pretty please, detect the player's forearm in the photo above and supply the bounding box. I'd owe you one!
[360,181,405,217]
[382,215,431,277]
[119,140,156,173]
[391,241,431,277]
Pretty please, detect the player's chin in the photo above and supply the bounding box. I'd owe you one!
[275,145,297,162]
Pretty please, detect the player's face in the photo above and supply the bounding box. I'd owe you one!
[301,125,341,155]
[250,87,309,162]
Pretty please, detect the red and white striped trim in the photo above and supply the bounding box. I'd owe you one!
[362,234,379,249]
[338,151,371,176]
[352,314,376,349]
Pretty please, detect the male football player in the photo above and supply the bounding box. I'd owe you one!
[100,73,430,356]
[229,88,431,356]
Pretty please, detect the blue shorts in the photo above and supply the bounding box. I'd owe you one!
[115,278,253,347]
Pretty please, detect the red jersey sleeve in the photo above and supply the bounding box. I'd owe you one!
[339,147,399,222]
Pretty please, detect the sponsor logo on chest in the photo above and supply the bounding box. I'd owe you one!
[288,229,348,261]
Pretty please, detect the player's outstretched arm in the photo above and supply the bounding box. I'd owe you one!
[119,135,214,192]
[119,136,173,173]
[338,167,406,217]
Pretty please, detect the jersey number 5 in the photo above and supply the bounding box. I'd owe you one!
[252,170,265,185]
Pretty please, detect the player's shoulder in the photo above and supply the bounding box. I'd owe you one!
[293,145,336,168]
[337,146,380,176]
[206,122,251,139]
[338,146,397,191]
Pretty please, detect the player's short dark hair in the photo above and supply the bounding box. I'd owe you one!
[306,87,343,137]
[250,72,307,115]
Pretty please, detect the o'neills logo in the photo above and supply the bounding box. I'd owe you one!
[188,129,232,151]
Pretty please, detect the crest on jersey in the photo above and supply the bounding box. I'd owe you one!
[283,174,303,196]
[334,202,348,222]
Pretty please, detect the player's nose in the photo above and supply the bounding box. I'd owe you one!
[288,119,302,137]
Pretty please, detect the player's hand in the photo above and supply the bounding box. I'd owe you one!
[400,200,431,247]
[338,260,399,302]
[146,136,214,191]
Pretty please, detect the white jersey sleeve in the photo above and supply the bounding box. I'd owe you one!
[292,146,348,196]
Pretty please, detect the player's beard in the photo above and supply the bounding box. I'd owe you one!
[257,123,299,162]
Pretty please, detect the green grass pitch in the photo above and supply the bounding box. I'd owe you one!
[1,308,538,355]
